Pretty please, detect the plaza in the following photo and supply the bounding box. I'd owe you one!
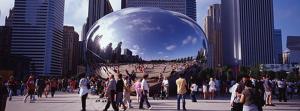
[5,92,300,111]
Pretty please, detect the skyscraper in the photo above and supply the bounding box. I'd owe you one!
[0,26,11,56]
[63,26,79,77]
[8,0,65,75]
[204,4,222,68]
[82,0,113,41]
[273,29,283,64]
[287,36,300,64]
[222,0,274,66]
[122,0,196,21]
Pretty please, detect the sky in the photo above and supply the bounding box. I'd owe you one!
[0,0,300,51]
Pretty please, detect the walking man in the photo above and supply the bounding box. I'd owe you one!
[139,74,152,110]
[116,74,127,110]
[277,78,287,102]
[176,73,187,110]
[0,76,8,111]
[103,75,119,111]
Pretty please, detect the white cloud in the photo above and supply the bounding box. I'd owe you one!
[64,0,88,40]
[158,51,163,55]
[166,45,176,51]
[0,0,14,25]
[182,35,198,45]
[192,37,197,44]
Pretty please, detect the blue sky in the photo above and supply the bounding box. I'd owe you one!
[0,0,299,51]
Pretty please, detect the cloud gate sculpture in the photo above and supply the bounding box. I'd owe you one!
[85,7,208,79]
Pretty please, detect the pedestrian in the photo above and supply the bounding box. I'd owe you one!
[263,76,274,106]
[209,78,216,100]
[176,73,187,110]
[24,76,36,103]
[50,78,58,98]
[230,81,240,111]
[251,76,265,111]
[134,79,142,103]
[202,80,208,99]
[123,76,133,109]
[116,74,127,110]
[8,76,16,101]
[240,80,258,111]
[36,77,45,98]
[190,81,198,102]
[232,75,249,111]
[0,75,9,111]
[103,75,119,111]
[139,74,152,110]
[79,74,89,111]
[277,78,287,102]
[44,79,50,98]
[162,76,169,99]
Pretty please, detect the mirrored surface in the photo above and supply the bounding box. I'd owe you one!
[85,7,207,77]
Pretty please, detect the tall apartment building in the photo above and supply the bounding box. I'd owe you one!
[63,26,79,77]
[222,0,274,66]
[8,0,65,75]
[82,0,113,41]
[273,29,283,64]
[204,4,222,68]
[122,0,196,21]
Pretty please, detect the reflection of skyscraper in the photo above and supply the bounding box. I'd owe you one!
[273,29,283,64]
[222,0,274,66]
[105,43,113,61]
[114,42,122,62]
[82,0,113,41]
[63,26,79,77]
[9,0,64,75]
[205,4,222,68]
[124,49,132,57]
[122,0,196,21]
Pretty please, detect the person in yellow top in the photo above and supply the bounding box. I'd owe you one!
[176,73,187,110]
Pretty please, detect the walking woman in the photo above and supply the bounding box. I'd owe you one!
[44,79,50,98]
[209,78,216,100]
[134,79,142,102]
[240,80,258,111]
[79,74,89,111]
[50,78,58,98]
[24,76,36,103]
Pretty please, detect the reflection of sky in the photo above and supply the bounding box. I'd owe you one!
[87,7,207,60]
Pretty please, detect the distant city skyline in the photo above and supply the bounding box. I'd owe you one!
[0,0,300,51]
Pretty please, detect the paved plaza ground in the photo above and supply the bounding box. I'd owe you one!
[6,92,300,111]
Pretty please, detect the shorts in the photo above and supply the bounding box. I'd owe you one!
[209,88,216,92]
[265,91,271,96]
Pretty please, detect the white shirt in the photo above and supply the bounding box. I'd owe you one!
[141,79,149,91]
[162,80,169,86]
[191,83,198,91]
[209,81,216,89]
[230,83,239,103]
[79,78,89,96]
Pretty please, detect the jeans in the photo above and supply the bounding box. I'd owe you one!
[139,90,151,108]
[190,91,197,102]
[104,90,118,111]
[9,89,14,100]
[116,92,125,107]
[278,88,287,102]
[51,87,56,97]
[81,93,88,111]
[177,94,186,110]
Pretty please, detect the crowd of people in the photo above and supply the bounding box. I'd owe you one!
[1,65,300,111]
